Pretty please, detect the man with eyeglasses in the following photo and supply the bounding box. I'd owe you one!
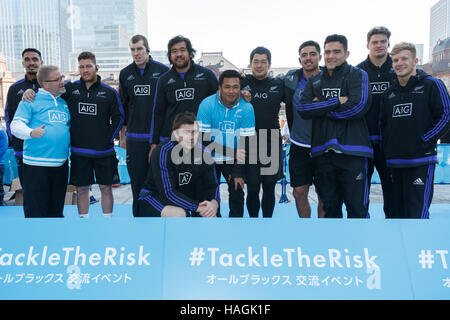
[11,65,70,218]
[150,35,218,155]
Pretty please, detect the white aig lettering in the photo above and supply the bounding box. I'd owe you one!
[134,85,150,96]
[175,88,195,101]
[78,103,97,115]
[48,111,68,123]
[322,88,341,99]
[371,82,390,94]
[254,92,268,99]
[393,103,413,118]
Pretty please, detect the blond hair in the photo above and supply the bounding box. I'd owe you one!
[390,42,416,58]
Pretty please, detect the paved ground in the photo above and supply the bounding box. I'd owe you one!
[5,182,450,205]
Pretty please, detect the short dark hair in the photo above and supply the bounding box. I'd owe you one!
[172,111,197,132]
[218,69,242,86]
[167,35,196,63]
[367,26,391,43]
[130,34,150,52]
[299,40,321,55]
[324,34,348,51]
[250,46,271,64]
[22,48,42,59]
[77,51,96,64]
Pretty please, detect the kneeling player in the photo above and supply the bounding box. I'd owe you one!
[138,112,220,217]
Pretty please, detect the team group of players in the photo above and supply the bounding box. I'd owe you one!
[5,26,450,219]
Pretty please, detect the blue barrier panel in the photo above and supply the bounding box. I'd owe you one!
[3,148,18,185]
[399,220,450,300]
[0,207,448,300]
[162,219,412,300]
[0,219,165,299]
[114,146,130,184]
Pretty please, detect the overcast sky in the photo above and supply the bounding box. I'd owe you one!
[148,0,439,68]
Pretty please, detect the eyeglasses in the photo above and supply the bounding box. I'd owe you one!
[170,47,188,55]
[44,75,65,82]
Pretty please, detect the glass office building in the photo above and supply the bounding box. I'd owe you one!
[70,0,149,71]
[0,0,72,72]
[429,0,450,62]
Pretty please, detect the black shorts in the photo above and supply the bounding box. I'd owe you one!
[69,154,119,186]
[289,144,314,188]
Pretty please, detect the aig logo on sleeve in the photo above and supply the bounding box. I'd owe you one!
[393,103,413,118]
[322,88,341,99]
[176,88,195,101]
[78,103,97,116]
[134,85,151,96]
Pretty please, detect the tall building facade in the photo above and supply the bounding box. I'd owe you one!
[70,0,149,71]
[0,0,73,72]
[430,0,450,62]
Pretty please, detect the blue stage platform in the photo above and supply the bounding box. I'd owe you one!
[0,203,450,220]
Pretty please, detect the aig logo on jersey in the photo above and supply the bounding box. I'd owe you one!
[393,103,413,118]
[219,121,235,133]
[179,172,192,186]
[48,111,68,123]
[176,88,195,101]
[134,85,150,96]
[322,88,340,99]
[254,92,268,99]
[79,103,97,116]
[371,82,390,94]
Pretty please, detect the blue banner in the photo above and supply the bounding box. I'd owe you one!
[162,219,412,300]
[0,219,165,299]
[0,212,448,300]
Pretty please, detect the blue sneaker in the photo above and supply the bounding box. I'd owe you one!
[89,195,99,204]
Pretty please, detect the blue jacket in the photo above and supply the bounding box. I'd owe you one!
[14,89,70,167]
[0,128,8,165]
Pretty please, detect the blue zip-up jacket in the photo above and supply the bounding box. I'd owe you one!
[0,128,8,165]
[297,61,373,159]
[13,89,70,167]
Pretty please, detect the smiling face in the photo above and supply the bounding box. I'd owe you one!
[169,41,191,71]
[251,53,270,80]
[42,70,66,96]
[324,41,349,71]
[299,45,321,73]
[22,51,43,76]
[392,49,418,80]
[219,77,241,105]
